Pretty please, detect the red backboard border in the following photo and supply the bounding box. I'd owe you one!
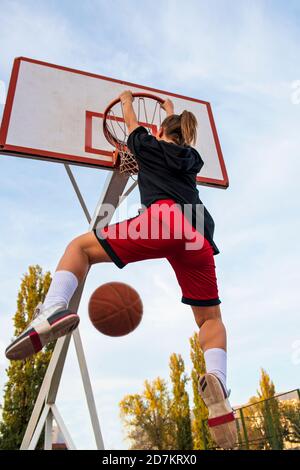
[0,57,229,188]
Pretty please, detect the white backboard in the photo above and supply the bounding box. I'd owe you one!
[0,57,228,188]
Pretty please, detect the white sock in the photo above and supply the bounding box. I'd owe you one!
[204,348,227,390]
[43,271,79,309]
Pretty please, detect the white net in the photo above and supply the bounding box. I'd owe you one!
[119,148,139,176]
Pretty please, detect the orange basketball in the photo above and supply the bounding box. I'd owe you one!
[88,282,143,337]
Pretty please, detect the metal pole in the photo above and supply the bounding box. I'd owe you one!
[239,408,249,450]
[235,412,243,449]
[51,404,76,450]
[20,335,72,449]
[27,405,51,450]
[44,410,53,450]
[73,329,105,449]
[64,164,91,223]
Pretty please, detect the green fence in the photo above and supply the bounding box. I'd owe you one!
[203,389,300,450]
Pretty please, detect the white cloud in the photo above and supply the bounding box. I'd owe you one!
[0,1,87,76]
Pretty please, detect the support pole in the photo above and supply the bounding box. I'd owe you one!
[44,410,53,450]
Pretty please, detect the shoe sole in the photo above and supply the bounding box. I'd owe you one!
[6,314,80,360]
[198,373,237,449]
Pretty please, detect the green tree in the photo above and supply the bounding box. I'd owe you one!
[237,396,266,450]
[0,265,53,450]
[189,333,213,449]
[169,353,193,450]
[281,400,300,444]
[120,378,174,450]
[257,368,283,450]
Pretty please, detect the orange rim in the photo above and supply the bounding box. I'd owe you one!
[103,93,165,150]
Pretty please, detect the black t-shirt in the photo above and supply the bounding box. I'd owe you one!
[127,126,219,255]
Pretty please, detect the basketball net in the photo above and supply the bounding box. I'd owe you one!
[103,93,165,177]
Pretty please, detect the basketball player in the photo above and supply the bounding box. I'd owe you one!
[6,91,237,448]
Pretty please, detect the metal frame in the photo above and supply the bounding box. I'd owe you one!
[20,166,132,450]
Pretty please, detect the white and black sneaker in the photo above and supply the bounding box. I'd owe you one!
[198,373,237,449]
[5,302,80,360]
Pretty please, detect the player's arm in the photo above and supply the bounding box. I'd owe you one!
[119,90,139,135]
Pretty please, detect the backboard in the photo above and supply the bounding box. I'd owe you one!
[0,57,228,188]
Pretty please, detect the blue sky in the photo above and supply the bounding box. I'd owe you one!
[0,0,300,449]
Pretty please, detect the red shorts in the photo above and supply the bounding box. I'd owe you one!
[94,199,220,307]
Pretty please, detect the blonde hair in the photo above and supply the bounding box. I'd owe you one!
[161,111,198,146]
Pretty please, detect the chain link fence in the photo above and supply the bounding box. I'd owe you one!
[202,389,300,450]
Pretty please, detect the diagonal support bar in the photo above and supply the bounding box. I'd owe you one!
[51,404,76,450]
[20,336,71,449]
[73,329,105,449]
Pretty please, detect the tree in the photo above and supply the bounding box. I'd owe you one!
[240,369,284,450]
[0,265,54,450]
[169,353,193,450]
[281,400,300,444]
[237,396,267,450]
[119,378,174,450]
[257,368,284,450]
[189,333,213,449]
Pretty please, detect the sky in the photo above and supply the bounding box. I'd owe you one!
[0,0,300,450]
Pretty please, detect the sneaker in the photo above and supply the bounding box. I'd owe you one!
[198,373,237,449]
[5,302,80,360]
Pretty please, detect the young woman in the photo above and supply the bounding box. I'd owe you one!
[6,91,237,448]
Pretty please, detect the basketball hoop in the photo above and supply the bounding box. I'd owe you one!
[103,93,165,177]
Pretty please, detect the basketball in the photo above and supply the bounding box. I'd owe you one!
[88,282,143,337]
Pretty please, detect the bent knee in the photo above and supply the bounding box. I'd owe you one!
[65,232,111,264]
[192,304,222,328]
[65,233,87,252]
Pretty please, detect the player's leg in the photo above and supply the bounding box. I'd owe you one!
[192,305,227,388]
[193,304,226,351]
[42,232,112,309]
[192,305,237,449]
[56,232,112,281]
[5,232,112,360]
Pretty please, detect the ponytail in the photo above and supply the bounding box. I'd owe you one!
[180,110,197,146]
[161,111,198,146]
